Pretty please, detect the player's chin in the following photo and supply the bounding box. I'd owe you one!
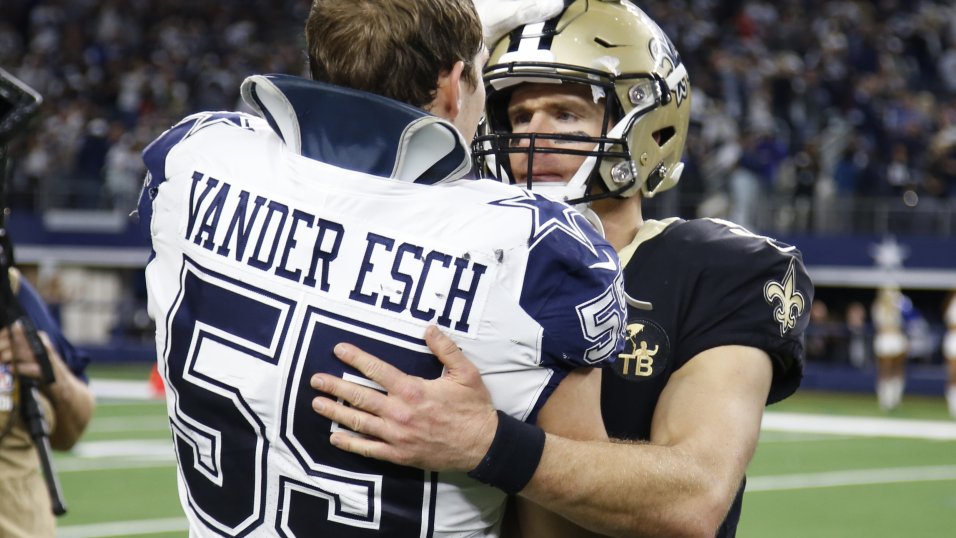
[512,174,567,186]
[530,174,567,183]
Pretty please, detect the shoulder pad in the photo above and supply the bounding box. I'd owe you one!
[241,74,471,184]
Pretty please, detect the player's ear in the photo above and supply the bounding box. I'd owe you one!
[432,60,465,121]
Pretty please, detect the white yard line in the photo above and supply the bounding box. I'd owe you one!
[57,517,188,538]
[70,439,174,459]
[56,440,175,472]
[762,411,956,440]
[90,379,157,401]
[748,465,956,492]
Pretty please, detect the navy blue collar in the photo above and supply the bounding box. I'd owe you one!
[241,74,471,185]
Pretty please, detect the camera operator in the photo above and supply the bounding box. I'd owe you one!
[0,267,93,537]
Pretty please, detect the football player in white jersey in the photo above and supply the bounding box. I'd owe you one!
[310,2,813,537]
[138,0,623,536]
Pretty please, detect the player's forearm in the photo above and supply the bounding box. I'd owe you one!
[519,434,734,538]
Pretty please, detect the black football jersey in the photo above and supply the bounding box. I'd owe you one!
[600,218,813,537]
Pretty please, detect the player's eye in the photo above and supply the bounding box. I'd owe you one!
[509,112,531,127]
[556,110,578,122]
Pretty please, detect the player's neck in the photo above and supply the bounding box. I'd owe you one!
[593,196,643,252]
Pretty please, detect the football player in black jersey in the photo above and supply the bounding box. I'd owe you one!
[309,1,813,536]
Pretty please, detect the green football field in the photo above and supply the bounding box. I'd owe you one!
[49,365,956,537]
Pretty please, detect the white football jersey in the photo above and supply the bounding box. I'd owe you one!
[140,77,624,538]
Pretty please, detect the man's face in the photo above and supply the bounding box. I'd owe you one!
[456,47,490,142]
[506,82,606,184]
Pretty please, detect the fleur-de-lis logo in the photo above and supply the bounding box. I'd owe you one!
[764,259,806,336]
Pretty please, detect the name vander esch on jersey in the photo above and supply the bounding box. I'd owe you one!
[181,170,489,333]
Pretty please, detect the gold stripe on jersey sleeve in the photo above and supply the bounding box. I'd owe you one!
[617,217,681,265]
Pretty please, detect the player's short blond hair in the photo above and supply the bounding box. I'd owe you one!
[306,0,482,109]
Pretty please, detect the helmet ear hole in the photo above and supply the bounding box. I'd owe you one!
[655,127,675,147]
[594,37,614,48]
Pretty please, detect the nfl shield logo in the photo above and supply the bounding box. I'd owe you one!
[0,363,13,412]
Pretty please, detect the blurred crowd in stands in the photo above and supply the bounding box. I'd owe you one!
[3,0,956,235]
[1,0,307,213]
[655,0,956,236]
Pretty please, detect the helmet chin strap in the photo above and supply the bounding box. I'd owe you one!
[577,205,605,237]
[523,179,606,237]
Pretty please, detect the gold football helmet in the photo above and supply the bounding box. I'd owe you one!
[474,0,691,204]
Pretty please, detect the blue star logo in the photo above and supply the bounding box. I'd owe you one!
[182,112,253,139]
[491,191,599,256]
[870,236,909,270]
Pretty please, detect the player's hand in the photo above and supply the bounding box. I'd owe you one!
[475,0,565,48]
[311,325,498,472]
[0,321,51,382]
